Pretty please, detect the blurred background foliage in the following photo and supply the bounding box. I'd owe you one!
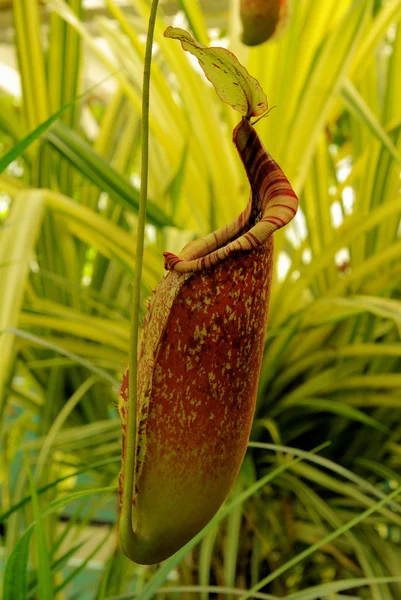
[1,0,401,598]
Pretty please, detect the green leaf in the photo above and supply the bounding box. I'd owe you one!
[164,27,268,117]
[103,586,278,600]
[0,192,45,418]
[102,579,401,600]
[239,486,401,599]
[351,0,401,81]
[3,528,33,600]
[2,487,117,598]
[284,577,401,600]
[282,397,388,432]
[26,465,54,600]
[28,541,87,599]
[198,527,219,600]
[46,122,173,228]
[177,0,209,45]
[35,376,98,481]
[248,442,401,514]
[4,328,119,386]
[43,485,117,518]
[0,478,118,525]
[54,527,114,593]
[342,79,401,162]
[0,72,117,174]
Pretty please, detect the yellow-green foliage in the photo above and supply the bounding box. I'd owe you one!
[1,0,401,598]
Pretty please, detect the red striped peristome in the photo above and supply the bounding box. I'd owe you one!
[163,117,298,273]
[118,116,298,565]
[240,0,290,47]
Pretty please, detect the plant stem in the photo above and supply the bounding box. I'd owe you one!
[119,0,160,560]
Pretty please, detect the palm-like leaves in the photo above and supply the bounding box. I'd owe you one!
[1,0,401,598]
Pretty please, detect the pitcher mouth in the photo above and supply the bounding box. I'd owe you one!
[163,117,298,274]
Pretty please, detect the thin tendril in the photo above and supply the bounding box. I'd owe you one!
[119,0,160,559]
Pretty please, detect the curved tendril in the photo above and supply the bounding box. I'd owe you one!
[119,0,160,563]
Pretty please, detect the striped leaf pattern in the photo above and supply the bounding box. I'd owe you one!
[164,117,298,272]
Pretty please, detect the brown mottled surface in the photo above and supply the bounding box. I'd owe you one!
[118,116,297,563]
[146,240,273,484]
[118,238,273,560]
[129,237,273,558]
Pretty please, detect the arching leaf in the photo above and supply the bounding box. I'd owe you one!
[164,26,268,117]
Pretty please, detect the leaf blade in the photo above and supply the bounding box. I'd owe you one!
[26,465,54,600]
[164,26,268,117]
[3,529,33,600]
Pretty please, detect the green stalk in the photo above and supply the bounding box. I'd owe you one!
[119,0,160,561]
